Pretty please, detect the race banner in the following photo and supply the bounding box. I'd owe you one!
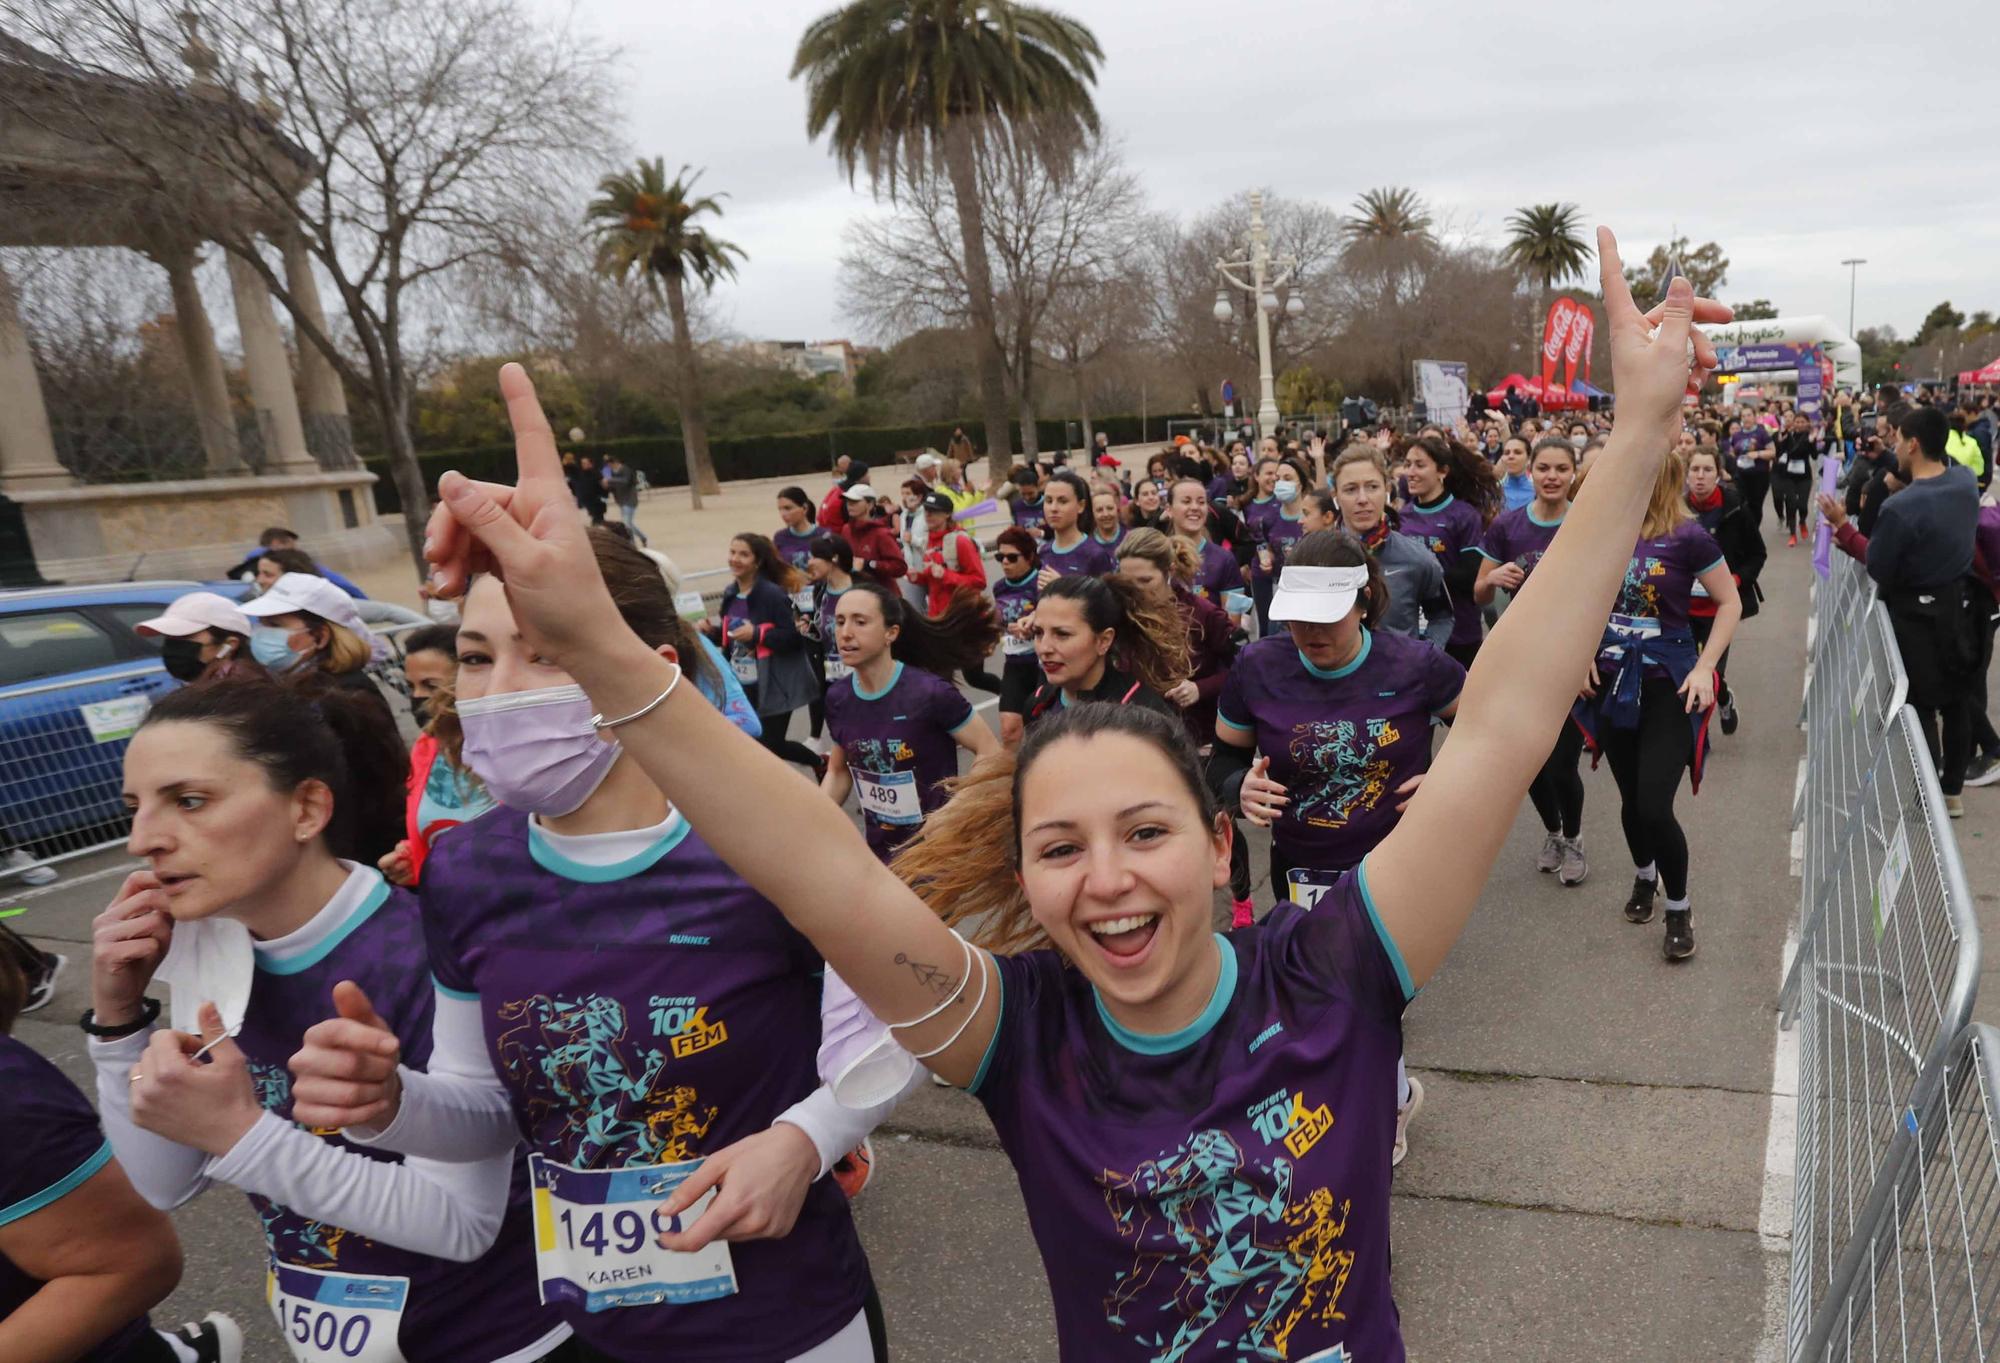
[1413,360,1471,426]
[1540,298,1580,388]
[1562,305,1595,389]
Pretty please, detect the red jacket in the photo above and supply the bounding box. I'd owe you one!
[817,484,851,531]
[918,526,987,615]
[842,515,908,587]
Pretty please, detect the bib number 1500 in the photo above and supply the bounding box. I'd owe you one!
[558,1206,681,1257]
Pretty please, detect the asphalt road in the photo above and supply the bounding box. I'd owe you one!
[7,547,1814,1361]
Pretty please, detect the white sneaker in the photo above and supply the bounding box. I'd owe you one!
[1392,1076,1425,1168]
[2,849,55,886]
[1535,830,1564,874]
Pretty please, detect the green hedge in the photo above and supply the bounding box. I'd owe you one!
[367,413,1197,514]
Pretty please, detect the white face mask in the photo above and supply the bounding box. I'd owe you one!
[153,915,254,1035]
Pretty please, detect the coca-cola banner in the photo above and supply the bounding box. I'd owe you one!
[1562,307,1596,389]
[1540,298,1580,388]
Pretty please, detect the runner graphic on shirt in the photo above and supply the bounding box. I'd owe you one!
[1285,719,1399,832]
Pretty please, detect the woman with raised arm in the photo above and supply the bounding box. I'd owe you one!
[330,230,1725,1362]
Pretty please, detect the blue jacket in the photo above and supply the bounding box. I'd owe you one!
[1572,625,1713,793]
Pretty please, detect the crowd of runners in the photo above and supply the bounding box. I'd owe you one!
[4,229,1998,1363]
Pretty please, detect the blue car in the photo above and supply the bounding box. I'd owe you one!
[0,580,255,857]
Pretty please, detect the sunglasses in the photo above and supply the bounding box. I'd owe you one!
[996,552,1026,563]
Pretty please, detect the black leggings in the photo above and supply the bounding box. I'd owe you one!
[1229,818,1252,901]
[1527,721,1586,839]
[1771,473,1812,535]
[1970,616,2000,758]
[1597,677,1694,901]
[1736,467,1771,527]
[758,708,823,772]
[1445,637,1482,671]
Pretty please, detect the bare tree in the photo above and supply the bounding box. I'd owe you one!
[840,135,1145,457]
[1,0,617,577]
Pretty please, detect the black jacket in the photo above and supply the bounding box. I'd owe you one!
[1694,485,1766,620]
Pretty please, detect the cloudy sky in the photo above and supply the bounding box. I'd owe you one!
[548,0,1997,347]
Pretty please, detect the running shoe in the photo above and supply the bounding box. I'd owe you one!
[1718,691,1739,736]
[1558,837,1588,887]
[1663,909,1696,962]
[2,849,55,886]
[1964,752,2000,788]
[832,1137,874,1199]
[1787,533,1798,548]
[21,950,64,1015]
[1945,795,1965,820]
[161,1313,244,1363]
[1624,875,1658,924]
[1391,1076,1424,1168]
[1536,830,1564,874]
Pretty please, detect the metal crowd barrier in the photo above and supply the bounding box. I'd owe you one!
[0,665,162,872]
[1787,556,1984,1362]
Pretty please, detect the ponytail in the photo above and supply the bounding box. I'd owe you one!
[848,580,1000,677]
[1040,573,1188,696]
[1406,433,1501,524]
[1114,526,1198,584]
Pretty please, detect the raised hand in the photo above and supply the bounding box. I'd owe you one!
[91,870,175,1025]
[1596,227,1732,443]
[288,981,403,1131]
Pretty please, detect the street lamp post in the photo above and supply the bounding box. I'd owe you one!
[1211,191,1304,437]
[1840,258,1867,339]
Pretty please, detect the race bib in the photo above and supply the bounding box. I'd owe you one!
[730,650,757,684]
[853,768,922,825]
[1691,578,1711,599]
[825,657,851,682]
[1735,453,1757,470]
[1002,632,1035,657]
[529,1156,737,1313]
[1607,611,1662,644]
[266,1263,408,1363]
[790,586,816,613]
[1786,458,1808,475]
[1286,867,1343,910]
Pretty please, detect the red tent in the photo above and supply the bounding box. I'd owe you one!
[1485,373,1589,412]
[1960,356,2000,385]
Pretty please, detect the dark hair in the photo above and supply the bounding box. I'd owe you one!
[843,580,1000,677]
[258,527,299,547]
[1039,573,1188,696]
[590,528,716,692]
[1404,434,1501,523]
[1898,405,1948,459]
[777,485,811,512]
[1045,470,1095,534]
[994,525,1040,569]
[808,532,854,574]
[259,547,320,578]
[1010,463,1039,487]
[139,677,407,867]
[402,623,458,660]
[1285,529,1390,629]
[1529,434,1578,468]
[1303,487,1338,521]
[731,532,805,593]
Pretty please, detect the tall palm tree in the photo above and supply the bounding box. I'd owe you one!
[1340,186,1433,243]
[586,160,744,505]
[1502,202,1592,374]
[793,0,1102,468]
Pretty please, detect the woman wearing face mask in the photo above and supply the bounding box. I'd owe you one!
[1035,472,1114,582]
[1684,446,1764,738]
[135,592,255,685]
[241,573,385,700]
[1167,476,1242,606]
[1023,574,1186,726]
[1574,449,1741,962]
[1328,447,1453,650]
[1248,462,1309,630]
[378,624,496,889]
[85,676,575,1363]
[387,260,1725,1358]
[1476,437,1586,883]
[707,534,823,777]
[1398,434,1501,670]
[1496,437,1535,510]
[293,530,908,1363]
[822,583,1001,863]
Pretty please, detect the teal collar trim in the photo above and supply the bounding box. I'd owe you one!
[1093,531,1123,545]
[256,873,392,976]
[1048,529,1086,553]
[853,660,904,702]
[1002,570,1037,588]
[1528,505,1566,528]
[0,1139,112,1227]
[1251,494,1274,505]
[1413,493,1456,513]
[1093,934,1237,1055]
[1279,506,1303,522]
[1300,628,1372,680]
[529,815,693,883]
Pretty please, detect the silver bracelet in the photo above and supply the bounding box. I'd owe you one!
[589,664,682,731]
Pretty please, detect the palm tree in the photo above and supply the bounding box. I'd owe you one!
[1340,186,1433,243]
[586,160,744,505]
[1502,202,1592,374]
[793,0,1102,468]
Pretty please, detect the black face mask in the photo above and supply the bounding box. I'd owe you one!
[410,698,433,730]
[160,636,207,682]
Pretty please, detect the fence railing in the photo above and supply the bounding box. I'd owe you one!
[1788,553,1985,1361]
[0,665,167,875]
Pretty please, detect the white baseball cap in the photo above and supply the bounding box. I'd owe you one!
[241,572,373,644]
[134,590,254,639]
[842,483,878,501]
[1268,564,1369,625]
[914,451,941,471]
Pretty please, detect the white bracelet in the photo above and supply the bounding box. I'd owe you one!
[589,664,681,731]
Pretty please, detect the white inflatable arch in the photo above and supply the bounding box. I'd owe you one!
[1703,315,1863,390]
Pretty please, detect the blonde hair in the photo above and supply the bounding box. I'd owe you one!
[312,619,374,676]
[1114,526,1199,583]
[890,752,1044,953]
[1571,447,1693,540]
[1328,443,1391,488]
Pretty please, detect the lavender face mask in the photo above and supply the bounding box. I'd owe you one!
[457,684,621,817]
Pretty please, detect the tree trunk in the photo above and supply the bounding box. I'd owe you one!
[665,273,718,506]
[1076,366,1094,450]
[1018,386,1039,459]
[378,384,431,583]
[941,122,1014,468]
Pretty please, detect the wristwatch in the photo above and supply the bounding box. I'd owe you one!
[80,996,161,1038]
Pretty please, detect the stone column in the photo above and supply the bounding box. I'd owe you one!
[0,257,72,491]
[225,249,315,473]
[281,232,356,470]
[161,247,243,474]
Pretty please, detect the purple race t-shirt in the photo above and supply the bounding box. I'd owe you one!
[420,812,870,1362]
[1251,508,1309,583]
[1475,505,1565,586]
[1187,537,1242,605]
[1218,632,1464,870]
[970,869,1413,1362]
[813,585,850,684]
[1602,521,1726,677]
[720,595,757,685]
[235,874,554,1362]
[1397,494,1487,647]
[824,662,975,861]
[993,571,1041,663]
[1042,534,1116,579]
[1094,526,1128,557]
[0,1037,154,1361]
[771,527,816,573]
[1241,495,1281,547]
[1014,495,1048,535]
